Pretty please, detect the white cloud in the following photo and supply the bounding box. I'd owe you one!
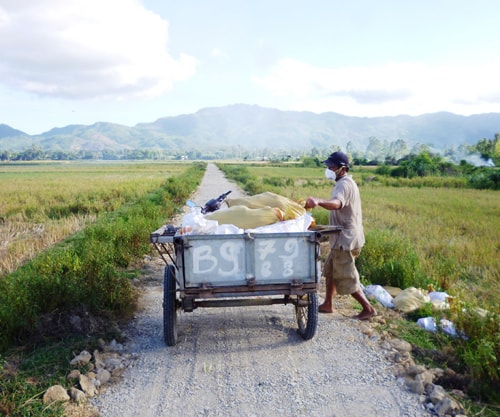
[253,59,500,116]
[0,0,197,99]
[211,48,228,58]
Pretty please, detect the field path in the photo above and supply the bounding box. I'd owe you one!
[93,163,430,417]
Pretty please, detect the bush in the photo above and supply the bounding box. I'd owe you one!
[451,300,500,401]
[301,156,321,167]
[357,228,428,289]
[375,164,392,176]
[466,168,500,190]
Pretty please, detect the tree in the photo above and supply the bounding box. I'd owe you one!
[410,143,430,155]
[16,144,46,161]
[493,133,500,166]
[346,141,358,155]
[0,150,11,161]
[364,136,384,163]
[388,139,409,162]
[468,133,500,166]
[395,151,444,178]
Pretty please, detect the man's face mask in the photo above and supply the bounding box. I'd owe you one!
[325,167,338,181]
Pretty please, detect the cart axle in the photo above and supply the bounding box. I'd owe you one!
[193,297,289,309]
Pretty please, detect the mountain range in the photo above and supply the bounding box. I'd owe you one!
[1,104,500,153]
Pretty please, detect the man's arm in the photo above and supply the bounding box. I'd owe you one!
[305,197,342,210]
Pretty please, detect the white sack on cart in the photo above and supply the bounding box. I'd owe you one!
[246,213,313,234]
[181,209,312,235]
[215,224,244,234]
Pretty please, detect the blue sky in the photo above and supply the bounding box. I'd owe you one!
[1,0,500,135]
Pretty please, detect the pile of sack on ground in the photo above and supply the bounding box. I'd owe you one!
[181,192,313,234]
[362,284,463,337]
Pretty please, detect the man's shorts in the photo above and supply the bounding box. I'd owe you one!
[323,248,361,295]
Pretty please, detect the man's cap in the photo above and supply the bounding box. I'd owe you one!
[322,151,350,168]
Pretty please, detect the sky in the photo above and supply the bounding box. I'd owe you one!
[1,0,500,135]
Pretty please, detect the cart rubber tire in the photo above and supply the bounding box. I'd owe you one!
[295,292,318,340]
[163,264,178,346]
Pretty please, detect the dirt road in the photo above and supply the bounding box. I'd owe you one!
[93,163,429,417]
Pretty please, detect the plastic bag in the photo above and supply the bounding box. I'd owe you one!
[417,317,437,332]
[428,291,450,302]
[417,317,461,338]
[440,319,457,337]
[226,192,306,220]
[181,209,219,235]
[363,284,394,308]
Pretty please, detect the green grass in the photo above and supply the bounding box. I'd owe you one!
[0,337,96,416]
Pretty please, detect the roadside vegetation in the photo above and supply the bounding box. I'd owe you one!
[218,157,499,415]
[0,162,205,416]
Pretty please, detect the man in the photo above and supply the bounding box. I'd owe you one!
[305,151,376,320]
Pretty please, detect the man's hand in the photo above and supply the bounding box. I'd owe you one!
[305,197,319,209]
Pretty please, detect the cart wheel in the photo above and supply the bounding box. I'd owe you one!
[163,264,178,346]
[295,292,318,340]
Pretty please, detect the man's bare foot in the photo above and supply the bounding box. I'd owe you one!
[352,308,377,321]
[318,303,334,313]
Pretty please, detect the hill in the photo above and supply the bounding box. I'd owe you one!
[1,104,500,152]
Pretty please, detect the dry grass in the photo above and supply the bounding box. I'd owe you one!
[238,164,500,311]
[0,215,95,275]
[359,184,500,307]
[0,161,188,276]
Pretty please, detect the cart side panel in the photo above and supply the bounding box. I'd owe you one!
[180,235,247,287]
[178,232,318,288]
[250,233,317,285]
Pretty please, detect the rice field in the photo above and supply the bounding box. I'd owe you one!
[236,164,500,311]
[0,161,189,275]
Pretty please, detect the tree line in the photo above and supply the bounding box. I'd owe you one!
[1,134,499,168]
